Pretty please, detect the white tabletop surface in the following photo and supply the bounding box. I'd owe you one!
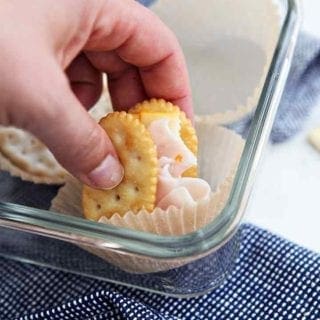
[246,0,320,252]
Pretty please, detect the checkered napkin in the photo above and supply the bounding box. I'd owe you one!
[0,224,318,320]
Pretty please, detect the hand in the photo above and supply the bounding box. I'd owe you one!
[0,0,192,189]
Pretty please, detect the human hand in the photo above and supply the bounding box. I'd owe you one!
[0,0,192,189]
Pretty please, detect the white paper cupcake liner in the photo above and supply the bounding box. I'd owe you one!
[151,0,281,124]
[51,124,245,273]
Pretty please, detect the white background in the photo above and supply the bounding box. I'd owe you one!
[246,0,320,252]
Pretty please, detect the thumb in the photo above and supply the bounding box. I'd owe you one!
[12,62,123,189]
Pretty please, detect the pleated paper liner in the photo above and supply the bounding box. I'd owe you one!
[151,0,281,125]
[0,92,113,184]
[88,90,113,122]
[51,124,245,273]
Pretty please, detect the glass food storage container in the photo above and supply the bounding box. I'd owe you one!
[0,0,300,297]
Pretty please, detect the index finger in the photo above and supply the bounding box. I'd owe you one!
[85,0,193,119]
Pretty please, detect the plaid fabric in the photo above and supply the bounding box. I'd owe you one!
[0,224,318,319]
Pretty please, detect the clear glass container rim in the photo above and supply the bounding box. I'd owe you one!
[0,0,301,259]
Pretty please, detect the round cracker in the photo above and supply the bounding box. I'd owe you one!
[0,126,67,184]
[129,98,198,177]
[82,112,158,220]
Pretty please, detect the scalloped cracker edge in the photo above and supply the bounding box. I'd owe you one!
[0,126,67,184]
[83,112,158,220]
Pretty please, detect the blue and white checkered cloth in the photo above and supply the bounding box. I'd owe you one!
[0,224,319,319]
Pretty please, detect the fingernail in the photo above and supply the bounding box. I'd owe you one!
[85,154,124,189]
